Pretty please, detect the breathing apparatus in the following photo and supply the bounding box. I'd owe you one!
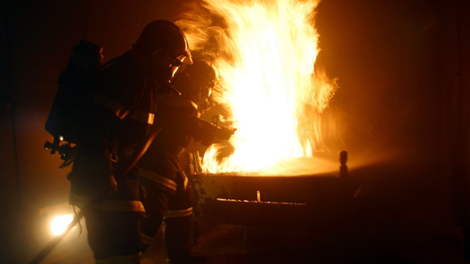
[44,40,104,168]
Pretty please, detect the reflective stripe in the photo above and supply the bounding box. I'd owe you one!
[138,167,177,192]
[141,233,155,245]
[182,171,188,189]
[92,94,154,124]
[69,193,145,213]
[127,110,154,125]
[95,252,142,264]
[164,207,193,219]
[92,93,129,120]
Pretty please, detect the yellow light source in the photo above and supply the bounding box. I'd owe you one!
[50,214,73,236]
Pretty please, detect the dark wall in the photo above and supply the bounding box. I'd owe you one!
[316,0,470,240]
[314,0,470,256]
[317,0,451,158]
[1,0,469,263]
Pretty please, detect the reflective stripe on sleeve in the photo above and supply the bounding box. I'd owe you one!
[91,93,129,120]
[138,167,177,192]
[164,207,193,219]
[127,110,154,125]
[182,171,188,189]
[95,252,142,264]
[92,94,154,125]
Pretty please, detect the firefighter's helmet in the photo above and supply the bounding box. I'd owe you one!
[133,20,193,85]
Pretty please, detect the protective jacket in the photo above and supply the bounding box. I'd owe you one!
[138,93,228,189]
[68,49,159,211]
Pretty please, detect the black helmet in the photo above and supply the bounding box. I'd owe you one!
[133,20,193,86]
[174,58,219,110]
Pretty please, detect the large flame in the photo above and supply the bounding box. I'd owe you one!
[176,0,339,175]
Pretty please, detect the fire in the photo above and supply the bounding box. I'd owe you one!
[176,0,339,175]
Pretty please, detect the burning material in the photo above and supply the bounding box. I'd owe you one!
[217,190,307,205]
[216,198,307,206]
[176,0,339,175]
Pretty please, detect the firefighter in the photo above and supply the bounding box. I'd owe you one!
[66,20,192,263]
[137,58,235,264]
[174,58,219,114]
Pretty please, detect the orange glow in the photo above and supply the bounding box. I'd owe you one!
[177,0,338,175]
[50,214,73,236]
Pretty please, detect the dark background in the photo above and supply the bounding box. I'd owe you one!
[1,0,469,263]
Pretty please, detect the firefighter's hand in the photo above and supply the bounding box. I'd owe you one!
[217,127,237,141]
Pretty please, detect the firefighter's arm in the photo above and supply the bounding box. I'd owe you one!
[190,118,236,146]
[156,94,236,145]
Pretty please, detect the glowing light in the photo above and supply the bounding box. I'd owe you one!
[177,0,338,175]
[50,214,73,236]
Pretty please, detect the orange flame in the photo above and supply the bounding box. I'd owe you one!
[176,0,339,175]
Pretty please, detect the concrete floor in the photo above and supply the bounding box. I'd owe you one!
[35,200,467,264]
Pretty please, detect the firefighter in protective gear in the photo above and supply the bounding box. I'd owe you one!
[174,58,219,113]
[67,20,192,263]
[137,58,235,264]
